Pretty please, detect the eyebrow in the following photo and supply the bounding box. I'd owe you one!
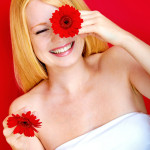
[31,22,48,30]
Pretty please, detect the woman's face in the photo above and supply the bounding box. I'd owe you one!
[25,0,85,68]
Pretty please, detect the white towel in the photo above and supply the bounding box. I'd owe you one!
[55,112,150,150]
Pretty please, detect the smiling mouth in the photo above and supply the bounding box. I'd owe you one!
[49,41,74,54]
[49,41,74,52]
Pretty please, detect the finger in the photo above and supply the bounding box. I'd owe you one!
[32,111,40,120]
[78,25,105,41]
[80,12,100,21]
[79,10,95,15]
[15,135,33,149]
[80,17,99,28]
[3,126,16,137]
[12,106,31,116]
[6,134,24,149]
[78,33,88,39]
[3,123,26,138]
[10,132,22,140]
[2,116,12,128]
[79,24,95,34]
[6,133,22,145]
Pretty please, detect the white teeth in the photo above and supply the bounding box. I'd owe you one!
[51,42,73,54]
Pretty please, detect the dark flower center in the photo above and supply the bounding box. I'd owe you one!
[18,119,31,127]
[60,15,73,29]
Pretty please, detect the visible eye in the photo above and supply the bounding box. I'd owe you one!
[36,29,49,35]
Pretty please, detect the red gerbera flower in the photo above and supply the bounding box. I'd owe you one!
[7,111,42,137]
[49,4,83,38]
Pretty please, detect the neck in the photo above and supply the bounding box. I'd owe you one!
[46,57,92,95]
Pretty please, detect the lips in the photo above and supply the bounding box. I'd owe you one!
[50,41,73,52]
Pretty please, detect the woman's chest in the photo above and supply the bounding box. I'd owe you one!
[36,71,145,150]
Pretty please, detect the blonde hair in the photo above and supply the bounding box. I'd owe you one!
[10,0,109,93]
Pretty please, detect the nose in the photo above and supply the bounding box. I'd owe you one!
[50,30,68,42]
[50,31,59,42]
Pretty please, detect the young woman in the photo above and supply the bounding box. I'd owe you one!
[3,0,150,149]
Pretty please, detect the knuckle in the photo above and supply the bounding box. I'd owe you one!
[2,116,10,127]
[94,10,102,17]
[2,118,7,127]
[2,121,6,128]
[3,128,8,137]
[94,10,99,14]
[3,127,13,137]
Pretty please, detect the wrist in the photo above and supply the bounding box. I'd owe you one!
[118,30,134,48]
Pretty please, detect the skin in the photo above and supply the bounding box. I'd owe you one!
[26,0,90,96]
[8,0,148,149]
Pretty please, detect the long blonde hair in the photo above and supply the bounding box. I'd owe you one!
[10,0,109,93]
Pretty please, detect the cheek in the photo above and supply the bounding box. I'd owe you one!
[31,42,44,61]
[31,36,49,53]
[75,37,85,49]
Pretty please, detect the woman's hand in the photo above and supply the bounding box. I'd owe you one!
[78,10,129,46]
[2,107,45,150]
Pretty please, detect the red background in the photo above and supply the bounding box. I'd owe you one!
[1,0,150,149]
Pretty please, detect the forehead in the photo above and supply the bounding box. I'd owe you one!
[25,0,58,27]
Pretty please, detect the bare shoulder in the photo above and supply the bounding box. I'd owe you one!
[85,45,134,71]
[100,45,144,95]
[105,45,140,65]
[8,81,46,115]
[86,45,143,95]
[98,45,139,72]
[8,92,33,115]
[8,79,47,117]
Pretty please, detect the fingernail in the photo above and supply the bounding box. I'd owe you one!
[24,107,30,112]
[32,111,39,119]
[32,111,37,115]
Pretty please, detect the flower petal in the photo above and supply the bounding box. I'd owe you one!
[7,110,42,137]
[50,4,83,38]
